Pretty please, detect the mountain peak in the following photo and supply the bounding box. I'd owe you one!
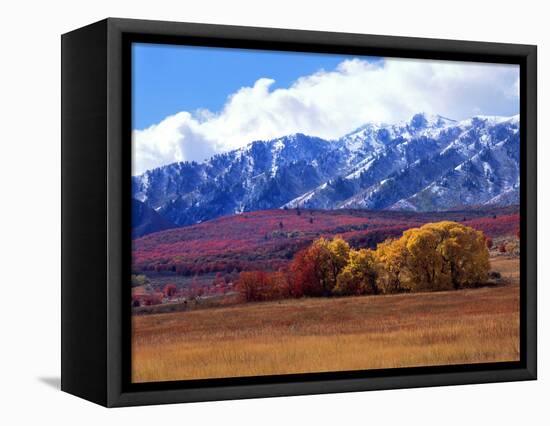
[408,112,456,130]
[465,114,520,127]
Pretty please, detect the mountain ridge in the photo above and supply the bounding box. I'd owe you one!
[132,113,520,229]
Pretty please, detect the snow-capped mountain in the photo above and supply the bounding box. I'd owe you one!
[132,113,520,228]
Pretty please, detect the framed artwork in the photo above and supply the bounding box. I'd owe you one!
[61,18,537,407]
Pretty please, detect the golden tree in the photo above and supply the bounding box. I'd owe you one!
[375,221,490,292]
[334,249,378,296]
[401,226,450,291]
[313,236,351,295]
[326,236,351,286]
[433,221,490,289]
[373,238,408,294]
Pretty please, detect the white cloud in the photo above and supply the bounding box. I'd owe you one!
[132,57,519,175]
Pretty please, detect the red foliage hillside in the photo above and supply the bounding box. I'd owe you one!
[462,214,520,238]
[132,207,519,275]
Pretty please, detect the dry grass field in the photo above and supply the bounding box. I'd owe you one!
[131,257,519,383]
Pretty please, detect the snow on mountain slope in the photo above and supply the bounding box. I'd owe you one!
[132,113,520,227]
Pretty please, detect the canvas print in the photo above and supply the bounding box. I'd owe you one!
[130,43,520,383]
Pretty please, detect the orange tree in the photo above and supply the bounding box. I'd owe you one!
[289,236,350,297]
[236,271,270,302]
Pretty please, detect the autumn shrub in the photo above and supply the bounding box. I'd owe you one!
[163,283,177,298]
[236,271,268,302]
[504,240,520,256]
[140,293,163,306]
[131,274,150,287]
[236,270,290,302]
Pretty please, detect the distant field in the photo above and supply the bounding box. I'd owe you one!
[132,257,520,383]
[132,206,519,276]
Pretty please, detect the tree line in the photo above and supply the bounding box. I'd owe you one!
[236,221,490,302]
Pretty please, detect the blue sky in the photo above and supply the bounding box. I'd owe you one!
[132,43,360,130]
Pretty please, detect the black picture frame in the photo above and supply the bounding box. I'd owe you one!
[61,17,537,407]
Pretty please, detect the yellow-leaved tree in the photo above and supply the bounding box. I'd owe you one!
[375,221,489,292]
[326,236,351,284]
[373,238,408,294]
[334,249,378,296]
[402,225,449,291]
[433,221,490,289]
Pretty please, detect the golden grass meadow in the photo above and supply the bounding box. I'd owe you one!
[131,257,519,383]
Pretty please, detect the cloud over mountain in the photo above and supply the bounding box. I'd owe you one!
[132,58,519,175]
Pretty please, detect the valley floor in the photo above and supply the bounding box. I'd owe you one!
[131,257,520,383]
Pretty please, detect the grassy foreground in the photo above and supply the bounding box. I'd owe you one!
[131,258,519,383]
